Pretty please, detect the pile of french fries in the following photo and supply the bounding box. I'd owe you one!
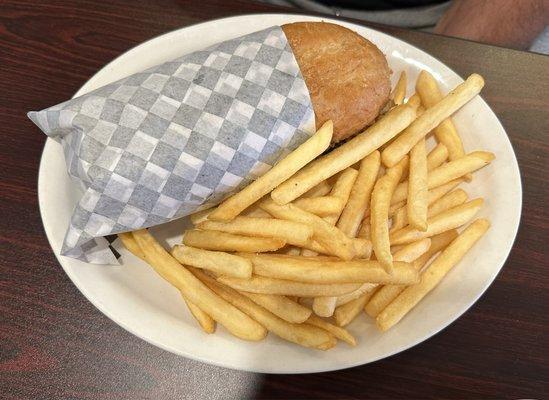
[119,70,494,350]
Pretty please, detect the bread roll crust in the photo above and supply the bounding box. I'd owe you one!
[282,22,391,143]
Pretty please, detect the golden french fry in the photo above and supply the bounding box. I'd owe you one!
[427,143,449,171]
[183,296,216,334]
[307,315,357,346]
[322,167,359,225]
[337,151,381,238]
[313,209,374,317]
[209,121,333,221]
[390,208,407,234]
[271,104,417,204]
[426,178,465,204]
[357,217,371,240]
[416,70,469,179]
[366,230,458,317]
[132,230,266,341]
[241,292,312,324]
[391,198,483,245]
[377,219,490,330]
[301,237,371,259]
[335,283,378,306]
[312,297,338,318]
[190,207,215,225]
[390,179,465,232]
[406,93,421,108]
[182,230,285,253]
[427,189,468,218]
[392,71,407,105]
[393,238,432,263]
[318,173,374,317]
[217,275,362,297]
[388,201,406,217]
[359,238,432,317]
[371,157,408,273]
[171,245,252,279]
[242,204,272,218]
[301,180,332,198]
[408,138,428,231]
[260,198,355,260]
[382,74,484,167]
[193,269,336,350]
[197,216,313,247]
[391,151,494,204]
[118,232,147,261]
[240,253,418,285]
[292,196,343,216]
[278,246,302,256]
[334,291,374,327]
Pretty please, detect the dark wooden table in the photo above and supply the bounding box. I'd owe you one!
[1,0,548,398]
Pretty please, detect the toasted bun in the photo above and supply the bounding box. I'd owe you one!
[282,22,391,143]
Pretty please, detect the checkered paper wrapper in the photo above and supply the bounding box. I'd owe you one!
[29,26,315,264]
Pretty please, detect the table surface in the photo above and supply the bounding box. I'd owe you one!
[1,0,548,399]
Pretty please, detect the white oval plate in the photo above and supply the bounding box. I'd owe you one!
[38,14,521,374]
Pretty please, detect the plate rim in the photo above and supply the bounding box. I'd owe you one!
[37,13,523,374]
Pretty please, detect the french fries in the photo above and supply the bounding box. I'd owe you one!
[241,253,418,285]
[335,283,378,306]
[193,268,336,350]
[306,315,356,346]
[241,292,312,323]
[371,157,408,273]
[260,199,356,260]
[334,292,373,327]
[390,151,494,204]
[357,217,371,240]
[312,297,338,318]
[377,219,490,331]
[183,230,286,252]
[309,168,360,315]
[183,296,216,334]
[391,71,407,105]
[301,180,332,198]
[416,70,468,175]
[292,196,343,216]
[118,232,147,261]
[120,70,494,349]
[408,138,428,231]
[197,216,313,247]
[337,151,381,237]
[242,205,272,218]
[366,230,458,317]
[427,143,449,171]
[320,167,359,225]
[382,74,484,167]
[271,104,417,204]
[171,245,252,279]
[209,120,333,221]
[391,187,468,233]
[390,198,483,245]
[301,237,372,259]
[217,275,362,297]
[427,189,468,217]
[132,229,267,341]
[190,207,215,225]
[406,93,421,108]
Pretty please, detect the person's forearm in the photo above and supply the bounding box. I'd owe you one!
[435,0,548,50]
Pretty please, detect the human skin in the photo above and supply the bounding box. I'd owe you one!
[435,0,548,50]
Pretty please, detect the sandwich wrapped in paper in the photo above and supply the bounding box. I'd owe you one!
[29,23,391,264]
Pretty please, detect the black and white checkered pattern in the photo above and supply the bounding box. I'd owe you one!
[29,27,315,264]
